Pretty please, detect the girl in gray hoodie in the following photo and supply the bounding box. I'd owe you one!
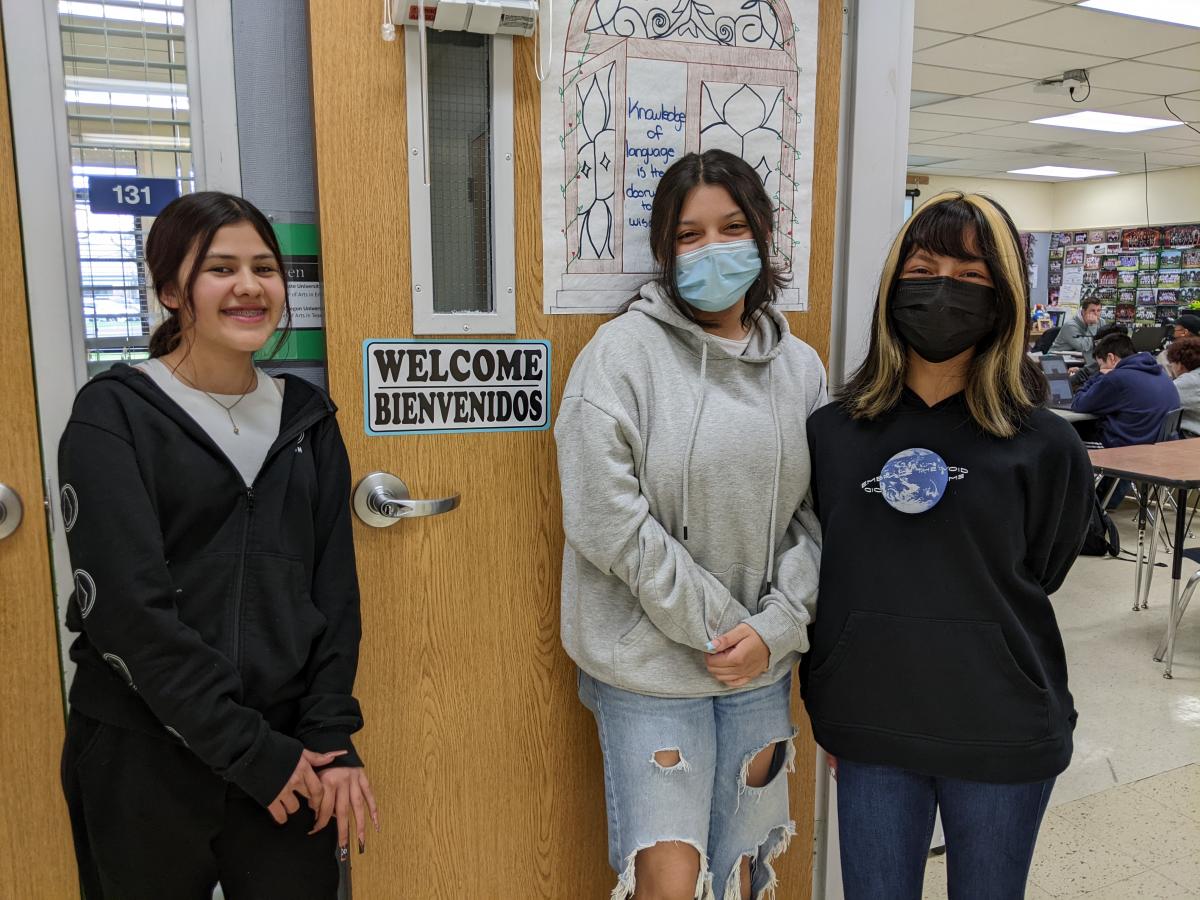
[554,150,826,900]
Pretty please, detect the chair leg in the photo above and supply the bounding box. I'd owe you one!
[1155,568,1199,663]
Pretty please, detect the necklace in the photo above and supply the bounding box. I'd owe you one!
[171,362,258,434]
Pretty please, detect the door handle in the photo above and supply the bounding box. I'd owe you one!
[352,472,460,528]
[0,483,23,540]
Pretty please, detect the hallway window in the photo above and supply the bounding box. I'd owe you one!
[59,0,194,375]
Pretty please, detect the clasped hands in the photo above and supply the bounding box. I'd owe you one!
[269,749,381,853]
[704,622,770,688]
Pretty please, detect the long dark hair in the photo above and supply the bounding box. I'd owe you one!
[841,192,1047,438]
[642,149,788,329]
[145,192,290,358]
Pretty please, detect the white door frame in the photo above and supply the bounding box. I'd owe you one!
[815,0,915,896]
[1,0,240,682]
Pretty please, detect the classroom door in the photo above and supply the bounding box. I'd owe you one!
[0,25,81,898]
[307,3,841,895]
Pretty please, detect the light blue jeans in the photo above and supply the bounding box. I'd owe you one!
[578,669,797,900]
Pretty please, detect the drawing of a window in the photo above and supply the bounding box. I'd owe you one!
[564,44,627,272]
[555,0,800,311]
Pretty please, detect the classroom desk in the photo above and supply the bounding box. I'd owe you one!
[1088,439,1200,678]
[1050,409,1097,424]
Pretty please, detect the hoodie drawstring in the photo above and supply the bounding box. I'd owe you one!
[681,342,708,542]
[765,363,782,595]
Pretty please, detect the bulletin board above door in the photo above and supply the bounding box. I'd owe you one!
[540,0,820,314]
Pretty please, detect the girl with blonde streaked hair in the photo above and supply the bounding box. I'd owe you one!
[803,193,1095,899]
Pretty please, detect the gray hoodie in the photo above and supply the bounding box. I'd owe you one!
[554,282,826,697]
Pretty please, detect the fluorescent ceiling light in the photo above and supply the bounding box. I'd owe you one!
[1078,0,1200,28]
[81,133,190,150]
[1007,165,1118,178]
[1031,110,1182,133]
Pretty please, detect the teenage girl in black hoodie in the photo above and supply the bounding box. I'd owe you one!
[805,193,1093,899]
[59,192,377,898]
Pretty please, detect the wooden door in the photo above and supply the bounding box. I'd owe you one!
[0,25,78,899]
[308,3,841,895]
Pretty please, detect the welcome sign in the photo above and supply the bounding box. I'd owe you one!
[363,339,551,435]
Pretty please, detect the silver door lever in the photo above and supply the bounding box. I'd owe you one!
[353,472,460,528]
[0,484,22,541]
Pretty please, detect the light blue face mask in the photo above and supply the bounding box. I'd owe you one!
[674,238,763,313]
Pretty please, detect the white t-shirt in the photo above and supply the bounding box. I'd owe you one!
[709,331,754,357]
[137,358,285,486]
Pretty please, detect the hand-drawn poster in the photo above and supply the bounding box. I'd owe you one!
[540,0,820,313]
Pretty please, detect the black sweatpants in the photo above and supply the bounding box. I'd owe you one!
[62,711,339,900]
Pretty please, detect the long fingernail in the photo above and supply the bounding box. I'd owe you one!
[705,641,715,651]
[358,839,365,855]
[338,845,349,862]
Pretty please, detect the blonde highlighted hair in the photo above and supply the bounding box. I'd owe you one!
[842,191,1046,438]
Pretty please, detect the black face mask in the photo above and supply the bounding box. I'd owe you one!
[890,277,998,364]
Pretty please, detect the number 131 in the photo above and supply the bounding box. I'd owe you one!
[111,184,151,206]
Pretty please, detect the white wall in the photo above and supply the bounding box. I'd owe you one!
[1054,166,1200,229]
[919,175,1055,231]
[910,166,1200,232]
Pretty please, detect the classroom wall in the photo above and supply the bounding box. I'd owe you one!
[1053,166,1200,229]
[917,175,1056,231]
[913,166,1200,232]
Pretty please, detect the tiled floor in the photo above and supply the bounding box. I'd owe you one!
[923,508,1200,899]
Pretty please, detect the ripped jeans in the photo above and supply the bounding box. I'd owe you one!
[578,669,797,900]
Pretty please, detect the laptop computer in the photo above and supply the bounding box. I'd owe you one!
[1131,325,1168,354]
[1040,355,1075,410]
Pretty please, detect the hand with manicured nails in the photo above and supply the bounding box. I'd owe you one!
[704,622,769,688]
[268,749,346,825]
[310,766,380,854]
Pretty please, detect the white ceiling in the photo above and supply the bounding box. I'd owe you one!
[908,0,1200,182]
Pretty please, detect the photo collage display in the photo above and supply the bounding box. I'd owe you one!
[1047,224,1200,325]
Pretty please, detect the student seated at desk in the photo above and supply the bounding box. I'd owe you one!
[1158,314,1200,371]
[1072,332,1180,448]
[1068,323,1127,391]
[1050,298,1101,363]
[1165,335,1200,439]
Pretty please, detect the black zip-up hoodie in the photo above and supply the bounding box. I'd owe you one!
[59,364,363,808]
[802,390,1093,783]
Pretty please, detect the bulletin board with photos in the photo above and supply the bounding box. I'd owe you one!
[1046,224,1200,326]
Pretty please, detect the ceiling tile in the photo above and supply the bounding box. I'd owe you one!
[975,121,1200,152]
[914,28,961,51]
[980,7,1198,57]
[911,90,959,108]
[914,37,1115,79]
[911,64,1029,95]
[911,110,1018,132]
[977,81,1154,111]
[909,166,998,176]
[1098,95,1200,123]
[909,129,959,142]
[909,142,1003,159]
[1141,152,1200,166]
[925,132,1056,149]
[1135,42,1200,69]
[916,96,1065,121]
[914,0,1059,35]
[1086,60,1200,94]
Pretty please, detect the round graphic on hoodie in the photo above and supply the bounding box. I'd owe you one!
[61,483,79,533]
[861,448,969,514]
[102,652,136,691]
[73,568,97,618]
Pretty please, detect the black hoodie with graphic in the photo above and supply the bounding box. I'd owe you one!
[58,365,363,808]
[802,391,1093,784]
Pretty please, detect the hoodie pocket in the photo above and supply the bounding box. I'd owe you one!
[240,554,327,702]
[808,611,1050,745]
